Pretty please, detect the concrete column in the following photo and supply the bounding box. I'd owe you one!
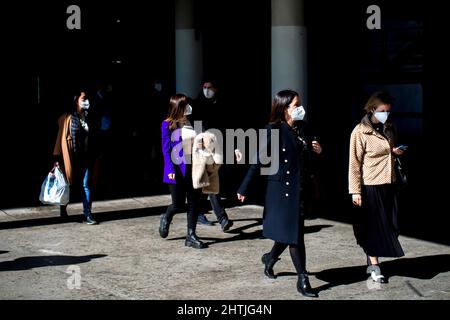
[272,0,307,106]
[175,0,203,98]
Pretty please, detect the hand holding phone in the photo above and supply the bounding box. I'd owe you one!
[397,145,408,151]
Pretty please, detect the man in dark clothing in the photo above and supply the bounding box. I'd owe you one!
[191,80,233,231]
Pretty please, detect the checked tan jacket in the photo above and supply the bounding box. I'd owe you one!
[349,114,397,195]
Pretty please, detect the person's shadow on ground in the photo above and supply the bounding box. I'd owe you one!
[168,219,333,246]
[310,254,450,293]
[0,254,107,272]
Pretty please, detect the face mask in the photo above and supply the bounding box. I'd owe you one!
[374,111,390,124]
[290,105,306,121]
[203,88,215,99]
[184,104,193,116]
[81,99,90,110]
[154,83,162,92]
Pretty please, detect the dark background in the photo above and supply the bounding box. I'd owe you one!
[1,1,448,245]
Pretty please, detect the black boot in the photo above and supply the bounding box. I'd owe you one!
[185,228,206,249]
[297,272,318,298]
[159,214,172,238]
[261,253,280,279]
[60,206,68,219]
[218,213,233,232]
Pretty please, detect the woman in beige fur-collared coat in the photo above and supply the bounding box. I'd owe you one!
[349,91,406,284]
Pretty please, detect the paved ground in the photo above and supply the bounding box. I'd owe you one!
[0,195,449,300]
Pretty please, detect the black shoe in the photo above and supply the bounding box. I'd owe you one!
[159,214,172,238]
[261,253,279,279]
[85,215,97,225]
[197,213,213,226]
[185,228,206,249]
[297,272,318,298]
[60,207,68,218]
[218,215,233,232]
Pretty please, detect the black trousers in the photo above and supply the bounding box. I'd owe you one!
[165,165,201,230]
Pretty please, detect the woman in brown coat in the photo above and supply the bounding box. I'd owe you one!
[349,91,406,283]
[54,89,97,225]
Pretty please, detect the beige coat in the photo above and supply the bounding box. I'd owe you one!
[192,131,223,194]
[53,113,74,185]
[349,115,397,194]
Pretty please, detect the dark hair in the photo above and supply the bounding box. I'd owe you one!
[70,88,89,113]
[166,94,189,130]
[364,91,394,113]
[269,90,299,124]
[202,79,217,88]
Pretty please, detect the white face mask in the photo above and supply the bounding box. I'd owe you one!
[374,111,390,124]
[184,104,193,116]
[203,88,215,99]
[290,105,306,121]
[81,99,90,110]
[154,83,162,92]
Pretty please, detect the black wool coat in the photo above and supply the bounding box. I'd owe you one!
[238,122,304,245]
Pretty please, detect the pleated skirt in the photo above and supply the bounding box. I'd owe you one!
[353,184,405,258]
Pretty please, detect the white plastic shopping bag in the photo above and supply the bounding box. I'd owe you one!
[39,166,70,205]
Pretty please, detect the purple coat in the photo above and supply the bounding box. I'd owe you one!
[161,120,187,184]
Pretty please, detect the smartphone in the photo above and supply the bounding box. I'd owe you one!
[397,145,408,151]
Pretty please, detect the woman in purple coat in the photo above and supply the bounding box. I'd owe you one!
[159,94,206,249]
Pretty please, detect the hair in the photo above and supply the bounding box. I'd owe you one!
[202,79,217,88]
[68,88,89,113]
[166,93,189,130]
[269,90,299,124]
[364,91,394,113]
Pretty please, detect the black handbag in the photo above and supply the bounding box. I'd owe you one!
[394,157,407,187]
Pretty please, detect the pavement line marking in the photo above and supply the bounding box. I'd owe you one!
[405,280,424,297]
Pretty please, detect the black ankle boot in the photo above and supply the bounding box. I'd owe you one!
[185,228,206,249]
[60,206,68,218]
[159,214,172,238]
[218,214,233,232]
[261,253,279,279]
[297,272,318,298]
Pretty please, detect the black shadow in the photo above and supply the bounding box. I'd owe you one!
[0,254,107,272]
[0,206,169,230]
[313,254,450,293]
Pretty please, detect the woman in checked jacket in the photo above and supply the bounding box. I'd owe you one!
[349,91,406,283]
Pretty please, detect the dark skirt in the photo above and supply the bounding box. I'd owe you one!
[353,184,405,258]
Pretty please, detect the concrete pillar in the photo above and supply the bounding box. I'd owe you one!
[175,0,203,98]
[271,0,307,106]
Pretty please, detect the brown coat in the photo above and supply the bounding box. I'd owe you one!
[53,113,74,185]
[349,115,397,194]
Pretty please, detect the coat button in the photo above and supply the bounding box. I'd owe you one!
[284,159,288,163]
[286,182,290,186]
[282,148,286,152]
[285,193,289,197]
[287,171,290,175]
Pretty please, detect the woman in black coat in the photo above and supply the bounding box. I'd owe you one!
[237,90,322,298]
